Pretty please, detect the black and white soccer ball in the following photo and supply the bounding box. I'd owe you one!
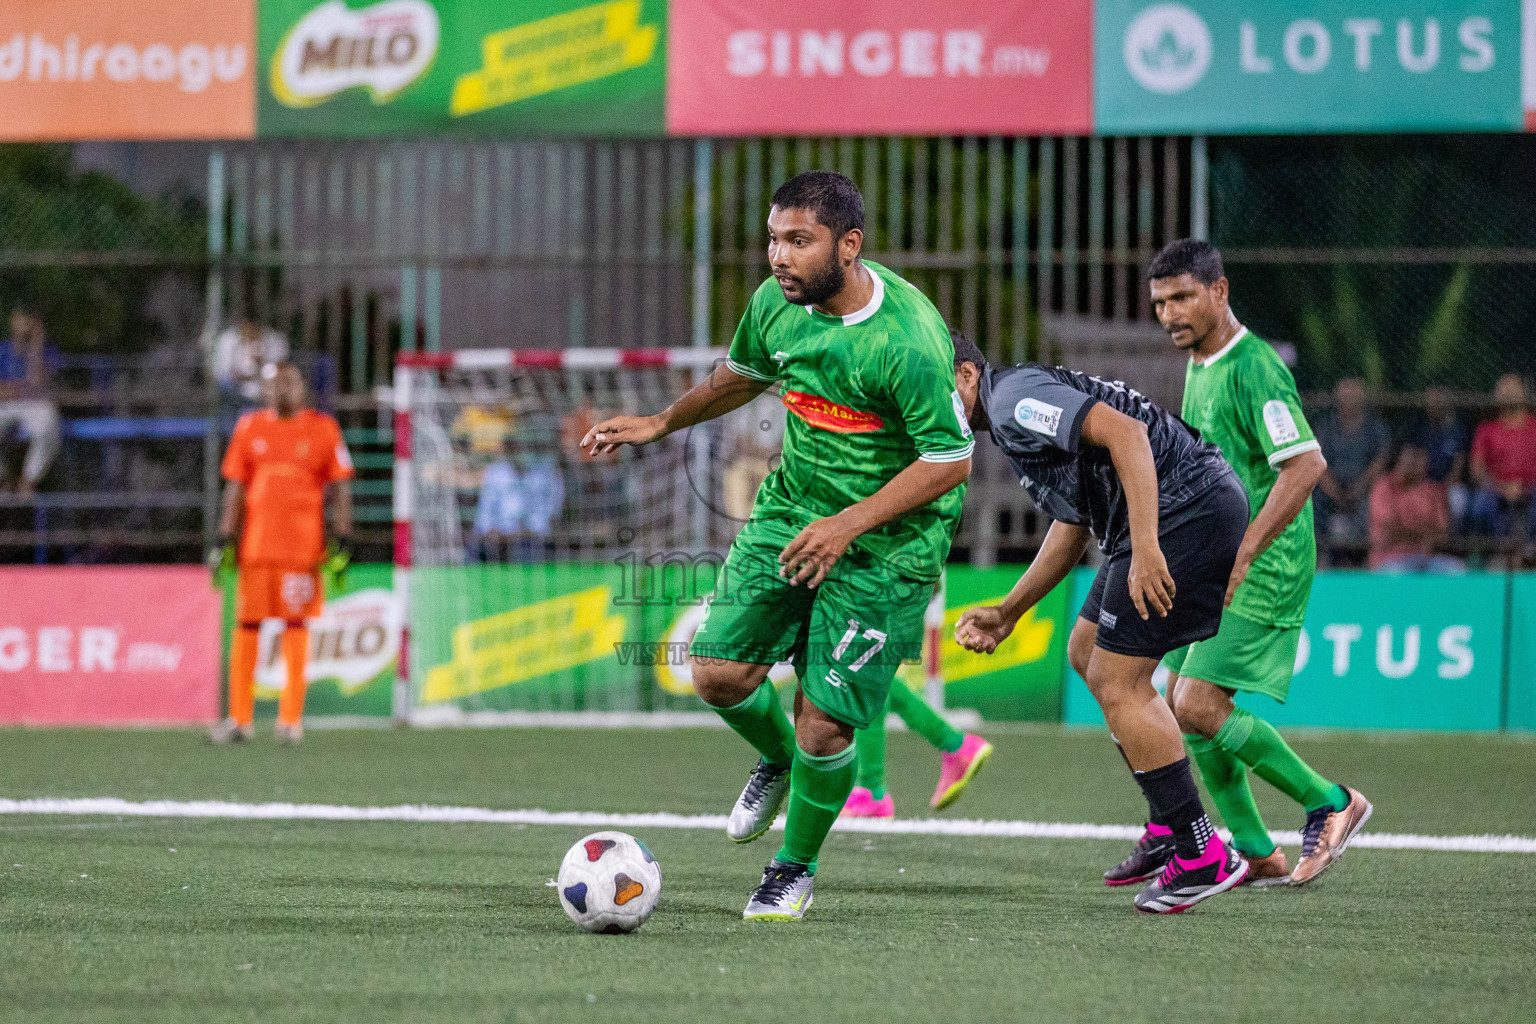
[556,830,662,934]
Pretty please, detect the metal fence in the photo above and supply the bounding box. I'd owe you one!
[206,135,1200,565]
[8,134,1533,565]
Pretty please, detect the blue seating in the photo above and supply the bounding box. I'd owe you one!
[63,417,209,441]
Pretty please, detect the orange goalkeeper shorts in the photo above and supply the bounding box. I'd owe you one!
[236,566,323,623]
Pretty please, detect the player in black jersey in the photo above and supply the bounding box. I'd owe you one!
[949,334,1252,913]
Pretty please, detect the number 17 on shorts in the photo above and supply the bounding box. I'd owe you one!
[800,576,927,730]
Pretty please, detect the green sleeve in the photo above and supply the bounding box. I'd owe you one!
[884,331,975,464]
[724,286,778,382]
[1241,354,1319,468]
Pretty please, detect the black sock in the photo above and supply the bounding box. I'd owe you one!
[1134,757,1211,859]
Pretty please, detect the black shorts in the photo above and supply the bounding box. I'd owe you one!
[1078,473,1249,660]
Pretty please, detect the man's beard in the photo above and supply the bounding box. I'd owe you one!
[781,250,845,306]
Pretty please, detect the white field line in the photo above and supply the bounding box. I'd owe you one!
[1,797,1533,854]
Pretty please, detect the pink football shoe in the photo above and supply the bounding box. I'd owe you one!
[931,734,994,809]
[841,786,895,819]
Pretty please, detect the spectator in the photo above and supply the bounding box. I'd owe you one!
[209,317,289,411]
[1313,377,1392,554]
[721,392,785,522]
[473,426,565,561]
[1467,373,1536,545]
[0,305,63,500]
[1368,443,1461,573]
[1412,385,1469,528]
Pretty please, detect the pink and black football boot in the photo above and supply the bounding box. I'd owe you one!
[1133,825,1249,914]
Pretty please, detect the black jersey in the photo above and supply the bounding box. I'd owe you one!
[979,364,1237,557]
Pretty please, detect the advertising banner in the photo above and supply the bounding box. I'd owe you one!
[1505,574,1535,730]
[0,0,255,141]
[1525,0,1536,129]
[938,567,1069,721]
[258,0,667,137]
[665,0,1093,136]
[1096,1,1523,134]
[222,563,401,718]
[1064,570,1507,731]
[647,564,1070,721]
[0,567,220,725]
[410,562,649,711]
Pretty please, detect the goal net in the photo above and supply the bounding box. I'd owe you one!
[392,347,945,724]
[396,347,747,720]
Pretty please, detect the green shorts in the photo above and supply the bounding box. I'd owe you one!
[689,516,931,729]
[1161,608,1300,702]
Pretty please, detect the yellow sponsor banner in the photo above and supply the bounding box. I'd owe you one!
[421,585,627,704]
[449,0,658,117]
[938,598,1057,683]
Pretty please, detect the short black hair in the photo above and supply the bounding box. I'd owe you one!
[1148,238,1225,285]
[951,329,987,370]
[771,171,865,240]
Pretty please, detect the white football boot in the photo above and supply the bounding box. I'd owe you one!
[742,860,814,922]
[726,758,791,843]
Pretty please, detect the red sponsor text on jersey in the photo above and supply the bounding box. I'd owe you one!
[782,390,885,434]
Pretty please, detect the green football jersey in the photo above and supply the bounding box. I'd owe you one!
[725,260,973,583]
[1181,327,1319,627]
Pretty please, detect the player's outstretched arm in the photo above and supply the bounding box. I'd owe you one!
[957,520,1089,654]
[1080,403,1174,621]
[1225,447,1326,605]
[579,362,769,457]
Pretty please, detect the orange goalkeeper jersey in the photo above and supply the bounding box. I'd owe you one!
[222,409,353,568]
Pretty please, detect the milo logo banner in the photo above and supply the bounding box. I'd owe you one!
[258,0,665,136]
[223,563,401,718]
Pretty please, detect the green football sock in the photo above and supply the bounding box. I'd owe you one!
[776,742,859,871]
[712,682,794,768]
[854,707,889,799]
[1188,734,1276,858]
[1215,707,1349,813]
[889,682,964,753]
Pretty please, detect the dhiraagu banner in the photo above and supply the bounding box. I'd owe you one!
[1064,570,1507,731]
[1095,1,1522,133]
[258,0,665,136]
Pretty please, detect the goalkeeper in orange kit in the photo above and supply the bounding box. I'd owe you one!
[209,362,354,745]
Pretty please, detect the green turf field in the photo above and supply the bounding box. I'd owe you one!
[2,726,1534,1023]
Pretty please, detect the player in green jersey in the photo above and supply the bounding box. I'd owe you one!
[1102,239,1373,889]
[580,171,973,921]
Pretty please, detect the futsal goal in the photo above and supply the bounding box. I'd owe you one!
[391,347,945,725]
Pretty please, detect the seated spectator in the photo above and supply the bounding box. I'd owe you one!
[1368,443,1462,573]
[209,317,289,411]
[1467,373,1536,545]
[473,428,565,561]
[1412,385,1469,528]
[1313,377,1391,556]
[0,305,63,500]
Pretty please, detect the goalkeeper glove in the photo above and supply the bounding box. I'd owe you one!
[207,535,237,589]
[322,536,353,594]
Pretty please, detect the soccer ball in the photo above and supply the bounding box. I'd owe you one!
[556,830,662,934]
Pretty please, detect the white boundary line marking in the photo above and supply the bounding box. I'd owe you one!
[1,798,1533,854]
